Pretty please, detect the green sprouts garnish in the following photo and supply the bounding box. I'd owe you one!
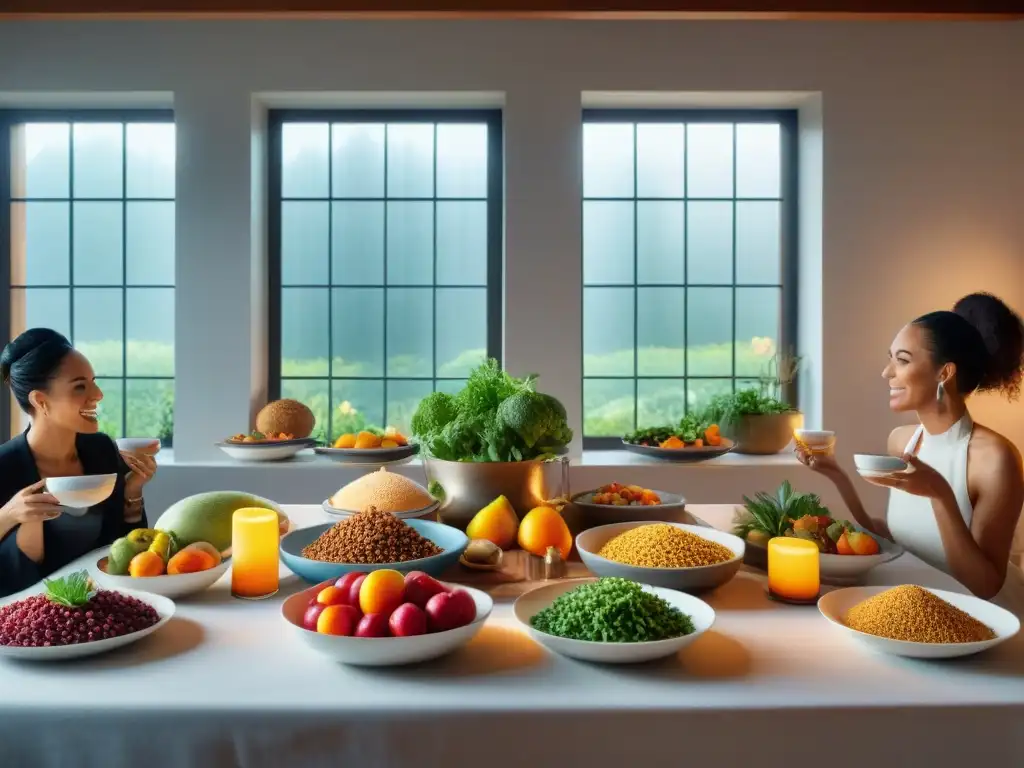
[43,570,96,608]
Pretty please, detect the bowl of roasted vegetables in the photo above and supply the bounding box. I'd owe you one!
[731,481,903,583]
[622,415,733,462]
[571,483,691,530]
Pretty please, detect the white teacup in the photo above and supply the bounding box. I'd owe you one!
[794,429,835,454]
[116,438,161,455]
[45,474,117,515]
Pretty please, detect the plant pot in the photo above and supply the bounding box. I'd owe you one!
[722,412,804,455]
[422,457,569,530]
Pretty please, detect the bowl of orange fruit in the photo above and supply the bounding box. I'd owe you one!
[92,536,231,599]
[314,427,419,466]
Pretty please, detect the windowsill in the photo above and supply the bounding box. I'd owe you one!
[155,448,798,469]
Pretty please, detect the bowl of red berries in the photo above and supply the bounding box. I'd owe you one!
[0,570,175,661]
[281,569,492,666]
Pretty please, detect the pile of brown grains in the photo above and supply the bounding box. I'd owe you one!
[301,506,443,564]
[597,524,735,569]
[845,585,996,644]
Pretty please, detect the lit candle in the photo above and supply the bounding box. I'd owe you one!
[231,508,280,599]
[767,537,820,603]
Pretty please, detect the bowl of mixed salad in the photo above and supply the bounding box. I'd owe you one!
[731,481,903,583]
[621,414,733,462]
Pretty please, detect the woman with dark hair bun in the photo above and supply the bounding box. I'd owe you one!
[798,293,1024,612]
[0,328,158,597]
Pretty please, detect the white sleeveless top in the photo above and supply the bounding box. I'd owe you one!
[886,412,1024,617]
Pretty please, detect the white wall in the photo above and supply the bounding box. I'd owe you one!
[1,20,1022,519]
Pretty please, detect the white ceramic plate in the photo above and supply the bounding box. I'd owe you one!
[818,585,1020,659]
[576,522,745,592]
[281,579,493,666]
[91,555,230,599]
[514,579,715,664]
[216,441,312,462]
[0,587,175,661]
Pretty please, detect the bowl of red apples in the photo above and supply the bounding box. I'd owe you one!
[281,569,493,666]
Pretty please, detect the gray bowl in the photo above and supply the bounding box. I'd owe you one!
[570,489,691,530]
[576,521,745,593]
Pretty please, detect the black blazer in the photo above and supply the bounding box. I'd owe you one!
[0,430,148,597]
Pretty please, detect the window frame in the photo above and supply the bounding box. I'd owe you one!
[580,108,799,450]
[0,108,176,442]
[266,108,504,441]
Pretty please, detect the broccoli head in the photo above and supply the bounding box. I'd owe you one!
[410,391,457,438]
[495,390,572,452]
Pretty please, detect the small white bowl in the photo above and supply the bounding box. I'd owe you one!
[514,579,715,664]
[0,586,175,661]
[116,438,161,455]
[794,429,835,449]
[92,555,231,599]
[281,579,493,666]
[46,474,117,512]
[818,585,1020,659]
[854,454,909,475]
[576,522,745,592]
[216,440,310,462]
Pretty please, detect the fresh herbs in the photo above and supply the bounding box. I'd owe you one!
[43,570,96,608]
[733,481,831,541]
[411,359,572,463]
[529,578,695,643]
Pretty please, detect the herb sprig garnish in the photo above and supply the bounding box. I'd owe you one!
[43,570,96,608]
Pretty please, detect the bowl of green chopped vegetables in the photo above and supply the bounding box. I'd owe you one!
[513,577,715,664]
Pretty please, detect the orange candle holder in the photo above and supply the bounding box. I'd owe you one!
[767,537,820,605]
[231,507,280,600]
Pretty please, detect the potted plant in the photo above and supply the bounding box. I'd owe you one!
[703,351,803,455]
[410,359,573,530]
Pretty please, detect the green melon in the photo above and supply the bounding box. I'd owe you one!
[154,491,286,552]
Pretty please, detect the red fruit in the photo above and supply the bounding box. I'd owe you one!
[334,572,366,602]
[316,605,360,636]
[347,574,368,607]
[389,603,428,637]
[404,571,448,609]
[355,613,390,638]
[302,602,326,631]
[425,589,477,633]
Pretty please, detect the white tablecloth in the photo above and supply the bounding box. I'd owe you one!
[2,504,1024,768]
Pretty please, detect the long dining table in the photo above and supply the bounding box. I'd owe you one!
[2,503,1023,768]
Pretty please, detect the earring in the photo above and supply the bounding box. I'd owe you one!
[936,382,945,403]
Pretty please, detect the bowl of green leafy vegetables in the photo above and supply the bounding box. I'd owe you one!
[410,359,573,529]
[514,577,715,664]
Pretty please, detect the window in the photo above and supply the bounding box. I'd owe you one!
[0,112,176,443]
[581,110,797,444]
[268,110,503,442]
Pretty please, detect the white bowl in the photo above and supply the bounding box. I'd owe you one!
[794,429,835,448]
[818,533,904,584]
[514,579,715,664]
[576,522,745,592]
[0,586,175,661]
[281,579,493,666]
[216,441,309,462]
[92,555,231,599]
[46,474,117,511]
[116,438,161,455]
[321,499,438,521]
[818,585,1020,659]
[854,454,908,474]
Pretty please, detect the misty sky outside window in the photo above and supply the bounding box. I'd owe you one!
[7,119,176,443]
[582,118,788,439]
[275,118,498,443]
